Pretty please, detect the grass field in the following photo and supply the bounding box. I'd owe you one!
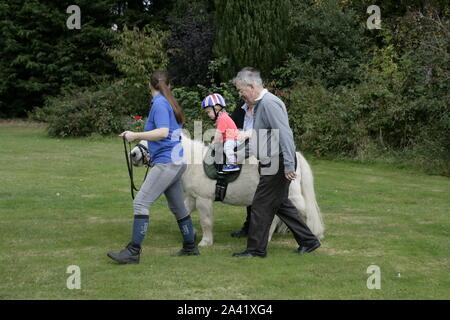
[0,121,449,300]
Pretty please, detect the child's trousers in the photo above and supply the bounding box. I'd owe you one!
[224,139,238,164]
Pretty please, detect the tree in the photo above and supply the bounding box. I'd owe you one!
[167,3,215,87]
[0,0,175,117]
[272,0,369,89]
[106,25,169,115]
[212,0,291,81]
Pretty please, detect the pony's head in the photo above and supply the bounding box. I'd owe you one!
[130,141,149,167]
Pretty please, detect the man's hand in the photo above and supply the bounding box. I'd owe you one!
[237,131,246,142]
[237,130,252,142]
[285,171,297,181]
[119,131,137,142]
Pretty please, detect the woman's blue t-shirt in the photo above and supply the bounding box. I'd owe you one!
[144,93,183,164]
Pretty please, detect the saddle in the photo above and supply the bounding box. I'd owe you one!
[202,144,243,201]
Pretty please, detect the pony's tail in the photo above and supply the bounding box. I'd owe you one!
[297,153,325,239]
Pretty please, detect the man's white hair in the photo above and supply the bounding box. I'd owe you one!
[233,67,263,88]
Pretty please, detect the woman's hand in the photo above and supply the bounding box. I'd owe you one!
[119,131,137,142]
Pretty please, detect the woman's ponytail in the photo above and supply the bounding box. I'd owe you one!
[150,71,185,125]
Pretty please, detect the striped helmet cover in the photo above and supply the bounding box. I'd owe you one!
[201,93,227,108]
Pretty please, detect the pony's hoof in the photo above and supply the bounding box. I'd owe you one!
[198,239,212,246]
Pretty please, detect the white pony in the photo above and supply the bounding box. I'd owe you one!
[131,134,324,246]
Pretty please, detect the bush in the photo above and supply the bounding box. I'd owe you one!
[31,79,155,138]
[286,83,376,158]
[271,0,368,88]
[31,85,124,137]
[284,7,449,175]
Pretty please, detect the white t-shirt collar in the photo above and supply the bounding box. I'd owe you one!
[255,88,268,102]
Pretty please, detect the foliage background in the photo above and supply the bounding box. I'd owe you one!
[1,0,449,175]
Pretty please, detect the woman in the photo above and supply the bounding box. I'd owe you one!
[107,71,199,264]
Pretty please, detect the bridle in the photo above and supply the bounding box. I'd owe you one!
[122,136,150,199]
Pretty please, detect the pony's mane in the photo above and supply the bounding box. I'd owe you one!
[181,133,206,148]
[181,133,208,162]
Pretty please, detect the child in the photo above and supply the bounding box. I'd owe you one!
[201,93,240,172]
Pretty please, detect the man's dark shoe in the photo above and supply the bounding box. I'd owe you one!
[232,250,266,258]
[230,228,248,238]
[297,240,321,254]
[171,243,200,256]
[107,242,141,264]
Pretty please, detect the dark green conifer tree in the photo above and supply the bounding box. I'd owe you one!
[212,0,291,81]
[0,0,174,117]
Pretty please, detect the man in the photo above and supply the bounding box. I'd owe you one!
[232,67,321,258]
[229,99,255,238]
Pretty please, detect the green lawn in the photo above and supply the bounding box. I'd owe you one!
[0,121,449,299]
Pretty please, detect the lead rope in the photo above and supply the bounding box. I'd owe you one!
[123,136,150,199]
